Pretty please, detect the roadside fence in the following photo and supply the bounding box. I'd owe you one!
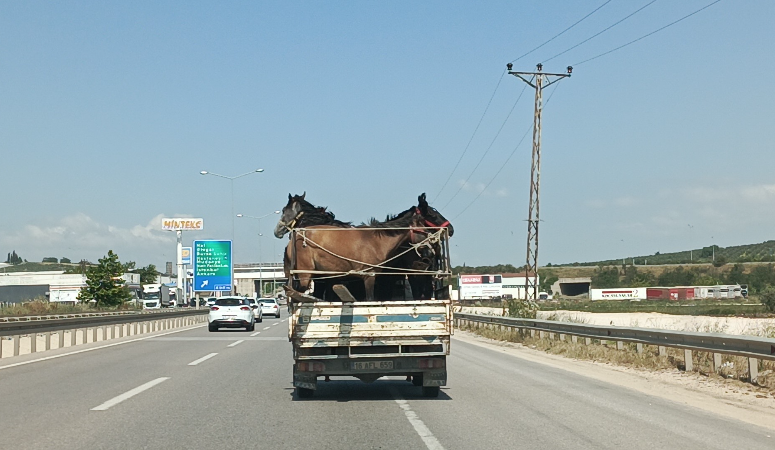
[455,313,775,384]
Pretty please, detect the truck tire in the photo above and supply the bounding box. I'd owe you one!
[412,374,423,387]
[296,387,314,399]
[422,386,440,398]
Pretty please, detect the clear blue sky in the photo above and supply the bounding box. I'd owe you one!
[2,1,773,268]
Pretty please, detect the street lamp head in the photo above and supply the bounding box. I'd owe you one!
[256,169,264,173]
[200,171,208,175]
[236,214,244,217]
[274,210,280,214]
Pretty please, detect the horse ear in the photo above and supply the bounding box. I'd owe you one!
[418,193,428,210]
[288,193,292,200]
[301,191,306,200]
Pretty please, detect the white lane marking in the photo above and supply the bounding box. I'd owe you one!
[263,326,270,330]
[188,353,218,366]
[0,324,205,371]
[389,387,445,450]
[227,340,244,348]
[249,332,261,337]
[272,323,279,326]
[91,377,170,411]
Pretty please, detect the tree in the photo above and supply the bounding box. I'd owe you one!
[122,261,136,271]
[591,266,620,288]
[77,250,131,307]
[5,250,23,265]
[760,286,775,312]
[42,257,58,263]
[538,269,558,294]
[60,257,72,264]
[138,264,158,285]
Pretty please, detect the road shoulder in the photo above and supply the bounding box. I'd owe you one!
[454,330,775,432]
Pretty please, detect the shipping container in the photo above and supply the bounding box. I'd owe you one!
[646,288,670,300]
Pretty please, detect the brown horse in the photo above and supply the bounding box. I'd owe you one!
[284,210,425,301]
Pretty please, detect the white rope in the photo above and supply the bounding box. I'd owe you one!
[290,228,447,277]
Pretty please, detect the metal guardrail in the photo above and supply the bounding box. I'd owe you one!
[0,309,206,337]
[0,309,208,359]
[0,309,182,323]
[455,313,775,382]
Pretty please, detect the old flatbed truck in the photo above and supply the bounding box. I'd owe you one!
[288,287,452,398]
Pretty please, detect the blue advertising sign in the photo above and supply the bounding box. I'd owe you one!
[193,240,232,292]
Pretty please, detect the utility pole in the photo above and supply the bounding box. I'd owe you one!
[507,63,571,302]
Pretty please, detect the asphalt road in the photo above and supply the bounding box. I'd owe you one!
[1,316,773,450]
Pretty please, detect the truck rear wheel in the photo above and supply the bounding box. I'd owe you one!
[412,374,423,387]
[296,387,314,399]
[422,386,440,398]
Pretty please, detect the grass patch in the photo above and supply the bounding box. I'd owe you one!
[539,299,770,317]
[460,323,775,392]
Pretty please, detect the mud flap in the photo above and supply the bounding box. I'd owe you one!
[423,370,447,387]
[294,371,318,390]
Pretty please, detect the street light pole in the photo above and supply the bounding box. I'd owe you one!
[236,211,280,298]
[200,168,265,243]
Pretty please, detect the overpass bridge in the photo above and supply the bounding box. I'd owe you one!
[233,262,287,297]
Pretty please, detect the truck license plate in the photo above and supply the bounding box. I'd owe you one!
[351,361,393,370]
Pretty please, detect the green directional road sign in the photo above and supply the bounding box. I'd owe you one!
[193,240,232,292]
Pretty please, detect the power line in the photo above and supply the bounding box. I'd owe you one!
[542,0,658,64]
[510,0,612,64]
[452,81,564,221]
[440,81,530,211]
[573,0,724,66]
[432,70,506,203]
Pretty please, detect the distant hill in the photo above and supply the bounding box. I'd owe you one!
[554,240,775,267]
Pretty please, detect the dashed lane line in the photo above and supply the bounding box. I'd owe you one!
[389,387,445,450]
[272,323,279,326]
[249,331,261,337]
[91,377,170,411]
[188,353,218,366]
[227,340,244,348]
[263,326,270,330]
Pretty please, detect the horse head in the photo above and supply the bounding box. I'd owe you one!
[274,193,307,238]
[416,193,454,237]
[274,192,350,238]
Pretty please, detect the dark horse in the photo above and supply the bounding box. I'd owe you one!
[375,193,454,300]
[284,210,427,301]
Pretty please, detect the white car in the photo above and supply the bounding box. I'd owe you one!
[208,297,258,332]
[259,298,281,318]
[243,297,263,323]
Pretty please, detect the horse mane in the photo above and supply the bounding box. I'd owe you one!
[359,209,418,236]
[291,195,352,227]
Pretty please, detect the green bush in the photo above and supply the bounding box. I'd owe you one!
[761,286,775,312]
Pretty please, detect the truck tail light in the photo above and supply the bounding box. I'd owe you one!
[240,306,250,311]
[298,362,325,372]
[210,306,219,311]
[419,358,445,369]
